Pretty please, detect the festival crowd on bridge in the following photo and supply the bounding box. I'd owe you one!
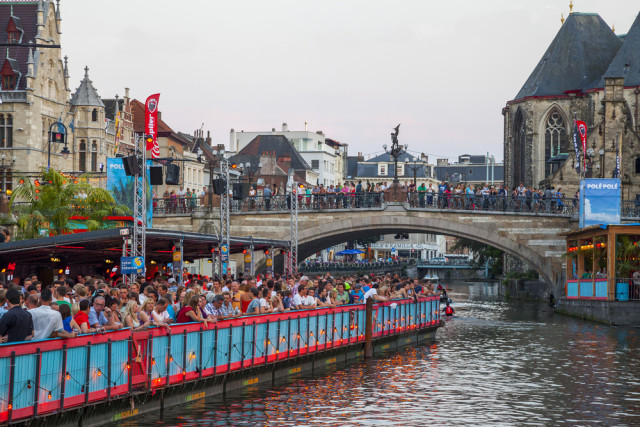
[153,180,578,214]
[0,271,440,344]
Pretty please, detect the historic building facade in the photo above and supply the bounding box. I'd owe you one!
[503,11,640,199]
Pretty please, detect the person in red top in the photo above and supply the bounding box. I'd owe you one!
[176,295,210,327]
[442,302,455,317]
[74,299,98,333]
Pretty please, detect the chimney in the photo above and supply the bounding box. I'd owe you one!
[437,158,449,166]
[357,152,364,162]
[157,111,162,121]
[230,128,236,152]
[207,130,212,146]
[272,128,276,133]
[282,122,288,132]
[124,87,130,101]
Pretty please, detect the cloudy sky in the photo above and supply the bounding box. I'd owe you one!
[61,0,638,162]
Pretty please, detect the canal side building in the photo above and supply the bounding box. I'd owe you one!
[503,10,640,198]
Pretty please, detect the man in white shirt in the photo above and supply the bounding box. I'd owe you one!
[152,298,173,324]
[292,285,316,310]
[29,289,76,340]
[363,284,388,302]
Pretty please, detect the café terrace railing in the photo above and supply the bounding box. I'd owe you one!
[151,194,640,217]
[0,298,439,424]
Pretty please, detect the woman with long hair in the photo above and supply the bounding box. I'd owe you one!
[123,300,150,332]
[176,295,209,327]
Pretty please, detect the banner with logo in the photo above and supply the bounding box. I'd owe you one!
[114,111,121,155]
[576,120,587,172]
[107,158,153,227]
[221,244,229,277]
[265,251,273,275]
[121,256,145,274]
[579,179,621,228]
[145,94,160,159]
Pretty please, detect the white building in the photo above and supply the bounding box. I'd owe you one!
[357,233,447,260]
[230,123,347,186]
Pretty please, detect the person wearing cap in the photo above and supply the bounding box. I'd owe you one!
[167,277,178,292]
[350,284,364,304]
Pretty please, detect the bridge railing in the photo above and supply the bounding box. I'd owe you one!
[0,298,438,424]
[149,195,640,218]
[298,259,416,273]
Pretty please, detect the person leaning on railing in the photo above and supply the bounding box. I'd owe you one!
[0,289,34,343]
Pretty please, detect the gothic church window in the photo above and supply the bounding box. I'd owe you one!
[91,141,98,172]
[0,114,12,148]
[79,140,86,172]
[544,110,568,177]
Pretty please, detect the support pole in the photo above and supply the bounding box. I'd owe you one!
[364,298,373,358]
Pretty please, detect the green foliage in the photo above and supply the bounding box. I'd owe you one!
[355,235,380,248]
[615,235,640,277]
[9,169,130,240]
[450,237,504,277]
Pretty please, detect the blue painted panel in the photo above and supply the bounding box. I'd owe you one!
[201,329,216,370]
[0,356,10,412]
[277,319,289,353]
[110,339,129,387]
[255,323,267,359]
[307,316,318,347]
[242,324,254,362]
[151,336,169,379]
[215,327,230,367]
[333,311,343,342]
[185,331,200,373]
[12,353,37,410]
[267,321,279,356]
[89,343,110,393]
[63,346,87,399]
[169,333,185,376]
[39,349,63,403]
[595,280,608,299]
[299,317,309,348]
[316,315,326,345]
[580,281,594,298]
[356,310,365,336]
[288,318,299,352]
[567,281,579,298]
[230,325,244,365]
[616,282,630,301]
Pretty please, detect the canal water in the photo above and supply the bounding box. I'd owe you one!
[122,282,640,426]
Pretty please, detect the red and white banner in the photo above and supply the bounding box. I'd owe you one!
[577,120,587,172]
[145,94,160,159]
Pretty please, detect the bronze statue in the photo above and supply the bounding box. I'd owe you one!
[391,124,400,147]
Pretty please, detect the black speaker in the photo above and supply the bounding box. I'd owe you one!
[165,164,180,185]
[122,156,140,176]
[149,166,163,185]
[213,178,227,195]
[232,183,243,200]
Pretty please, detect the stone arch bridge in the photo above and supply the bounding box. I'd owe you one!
[154,204,577,288]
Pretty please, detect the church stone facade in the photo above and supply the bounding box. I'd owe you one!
[503,11,640,200]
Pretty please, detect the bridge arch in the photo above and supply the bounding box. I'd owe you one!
[291,214,561,285]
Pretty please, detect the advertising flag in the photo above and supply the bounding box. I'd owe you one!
[145,94,161,159]
[114,111,121,155]
[576,120,587,172]
[572,120,581,173]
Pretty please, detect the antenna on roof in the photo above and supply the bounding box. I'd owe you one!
[569,0,573,14]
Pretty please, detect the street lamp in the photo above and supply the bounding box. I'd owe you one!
[383,124,407,185]
[241,161,262,186]
[0,153,16,195]
[47,121,70,171]
[404,159,424,187]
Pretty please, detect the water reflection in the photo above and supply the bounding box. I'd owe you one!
[121,282,640,426]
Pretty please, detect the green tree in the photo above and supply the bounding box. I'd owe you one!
[450,237,504,277]
[9,169,130,240]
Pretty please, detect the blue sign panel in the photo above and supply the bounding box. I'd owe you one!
[221,244,229,276]
[121,256,145,274]
[579,179,621,228]
[107,158,153,227]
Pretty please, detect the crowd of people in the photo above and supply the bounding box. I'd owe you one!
[0,271,441,344]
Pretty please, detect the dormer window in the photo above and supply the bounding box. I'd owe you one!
[6,16,23,44]
[1,57,20,90]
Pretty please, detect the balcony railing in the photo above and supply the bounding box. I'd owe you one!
[566,278,640,301]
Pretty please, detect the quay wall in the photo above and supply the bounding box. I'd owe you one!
[0,297,439,426]
[556,299,640,326]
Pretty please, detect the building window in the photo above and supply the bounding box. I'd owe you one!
[1,74,16,90]
[544,110,568,177]
[7,31,19,44]
[635,157,640,174]
[378,164,387,176]
[311,159,319,169]
[91,141,98,171]
[91,109,98,122]
[397,164,404,177]
[0,114,12,148]
[78,140,86,171]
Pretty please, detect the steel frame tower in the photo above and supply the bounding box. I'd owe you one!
[287,182,298,276]
[219,157,230,277]
[125,134,146,283]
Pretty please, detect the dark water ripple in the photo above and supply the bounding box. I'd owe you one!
[121,283,640,426]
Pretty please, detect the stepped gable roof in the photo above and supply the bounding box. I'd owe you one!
[0,1,39,91]
[232,134,312,171]
[601,13,640,87]
[70,66,105,107]
[515,13,622,100]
